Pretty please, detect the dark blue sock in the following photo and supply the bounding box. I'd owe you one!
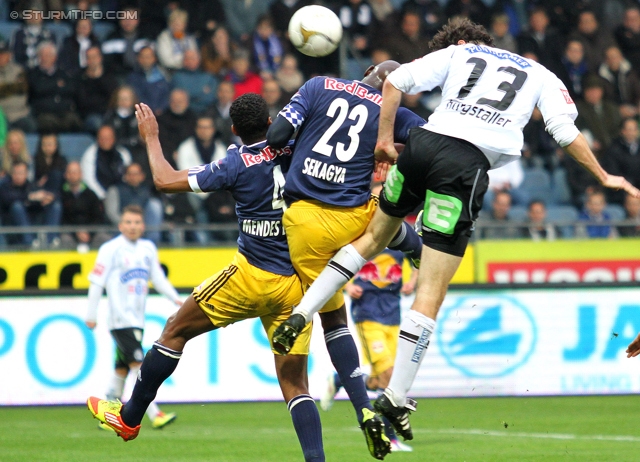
[288,394,325,461]
[388,221,422,261]
[121,342,182,427]
[324,325,372,424]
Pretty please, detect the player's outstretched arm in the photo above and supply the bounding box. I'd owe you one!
[564,133,640,198]
[627,333,640,358]
[374,79,402,165]
[135,103,190,193]
[266,115,295,149]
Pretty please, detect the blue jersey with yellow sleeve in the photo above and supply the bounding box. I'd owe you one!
[279,76,426,207]
[350,249,405,326]
[187,140,294,276]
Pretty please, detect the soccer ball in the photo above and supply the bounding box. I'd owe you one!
[288,5,343,57]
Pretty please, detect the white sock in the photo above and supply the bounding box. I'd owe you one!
[387,310,435,406]
[293,244,367,323]
[146,401,161,421]
[105,372,125,401]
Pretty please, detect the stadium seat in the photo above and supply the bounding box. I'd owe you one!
[520,167,553,204]
[92,22,115,41]
[25,133,38,155]
[547,205,579,238]
[605,204,626,221]
[508,205,528,222]
[0,21,20,43]
[58,133,95,161]
[48,23,72,47]
[550,168,572,205]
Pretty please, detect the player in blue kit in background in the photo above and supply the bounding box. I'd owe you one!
[320,183,417,453]
[87,95,325,461]
[267,61,426,459]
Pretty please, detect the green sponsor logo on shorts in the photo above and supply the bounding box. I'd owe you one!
[384,165,404,204]
[423,190,462,235]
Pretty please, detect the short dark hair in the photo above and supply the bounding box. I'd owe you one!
[429,17,493,52]
[122,204,144,218]
[229,93,270,144]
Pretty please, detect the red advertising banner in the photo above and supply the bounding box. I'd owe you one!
[488,260,640,283]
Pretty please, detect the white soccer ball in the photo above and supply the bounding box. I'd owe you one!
[288,5,343,57]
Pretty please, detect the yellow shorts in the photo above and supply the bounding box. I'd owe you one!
[192,252,311,355]
[283,197,378,313]
[355,320,399,377]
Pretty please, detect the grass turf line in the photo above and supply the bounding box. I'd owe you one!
[1,395,640,461]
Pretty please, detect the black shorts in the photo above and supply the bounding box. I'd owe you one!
[380,128,490,256]
[110,328,145,369]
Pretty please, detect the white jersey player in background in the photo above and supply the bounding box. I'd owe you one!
[280,17,640,441]
[85,204,182,430]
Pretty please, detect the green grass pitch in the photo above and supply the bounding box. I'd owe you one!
[2,395,640,461]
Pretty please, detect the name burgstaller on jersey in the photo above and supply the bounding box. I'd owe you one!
[445,99,513,127]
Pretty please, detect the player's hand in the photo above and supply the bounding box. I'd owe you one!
[401,281,416,295]
[85,320,96,330]
[374,139,399,165]
[345,282,363,300]
[374,161,389,182]
[627,332,640,358]
[601,174,640,198]
[135,103,159,141]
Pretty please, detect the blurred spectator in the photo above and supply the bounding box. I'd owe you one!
[0,161,61,246]
[252,15,284,80]
[269,0,313,38]
[27,42,82,133]
[569,10,616,73]
[60,160,110,251]
[275,53,304,98]
[445,0,490,28]
[575,75,621,155]
[489,13,517,53]
[535,0,585,34]
[33,133,67,197]
[618,193,640,237]
[210,80,235,146]
[156,9,198,72]
[1,129,30,177]
[520,200,558,241]
[221,0,271,43]
[479,190,520,239]
[598,46,640,120]
[11,8,57,69]
[577,189,618,239]
[226,49,263,99]
[369,0,395,25]
[516,7,563,70]
[184,0,226,42]
[262,79,286,120]
[604,117,640,206]
[400,0,445,38]
[104,162,163,244]
[157,89,196,169]
[101,6,152,80]
[201,26,234,77]
[77,46,118,133]
[204,189,238,243]
[339,0,375,60]
[614,6,640,74]
[549,39,589,101]
[0,39,37,133]
[127,46,171,115]
[384,10,431,64]
[59,18,100,76]
[103,85,139,151]
[172,50,219,115]
[522,107,561,170]
[484,157,528,208]
[80,125,131,200]
[175,115,227,170]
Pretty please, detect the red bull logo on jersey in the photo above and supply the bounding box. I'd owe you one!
[357,253,403,288]
[324,78,383,106]
[241,145,292,168]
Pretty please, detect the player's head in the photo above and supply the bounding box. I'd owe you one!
[429,17,493,52]
[230,93,271,145]
[361,60,401,90]
[119,204,145,242]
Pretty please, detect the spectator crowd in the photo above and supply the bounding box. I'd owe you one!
[0,0,639,250]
